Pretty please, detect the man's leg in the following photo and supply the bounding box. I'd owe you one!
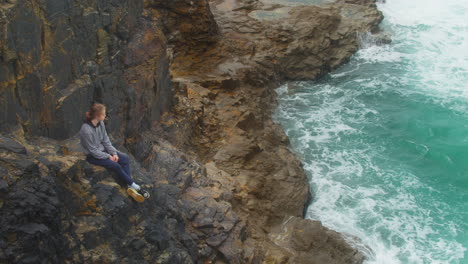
[116,152,131,179]
[86,155,133,185]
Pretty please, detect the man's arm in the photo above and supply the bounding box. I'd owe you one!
[81,131,112,159]
[101,122,117,156]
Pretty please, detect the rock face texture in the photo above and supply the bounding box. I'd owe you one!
[0,0,173,140]
[0,0,384,263]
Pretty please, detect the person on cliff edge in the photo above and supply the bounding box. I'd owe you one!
[79,103,145,198]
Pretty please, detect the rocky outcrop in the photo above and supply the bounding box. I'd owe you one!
[0,0,172,140]
[0,130,243,263]
[145,0,219,46]
[164,0,383,262]
[0,0,384,263]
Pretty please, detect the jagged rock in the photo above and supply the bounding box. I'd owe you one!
[145,0,219,47]
[0,0,172,140]
[166,0,385,263]
[0,135,27,154]
[268,216,367,263]
[0,0,387,263]
[0,131,247,263]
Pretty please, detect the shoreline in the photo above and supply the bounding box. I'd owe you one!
[163,0,387,261]
[0,0,387,262]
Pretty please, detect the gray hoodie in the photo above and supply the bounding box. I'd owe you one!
[79,120,117,159]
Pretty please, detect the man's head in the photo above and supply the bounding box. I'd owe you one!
[85,103,106,122]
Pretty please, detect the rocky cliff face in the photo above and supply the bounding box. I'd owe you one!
[0,0,174,140]
[0,0,384,263]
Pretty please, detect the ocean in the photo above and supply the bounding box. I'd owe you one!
[273,0,468,263]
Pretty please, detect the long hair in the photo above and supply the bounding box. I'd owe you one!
[85,103,106,122]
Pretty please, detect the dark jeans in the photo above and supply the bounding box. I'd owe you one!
[86,151,133,185]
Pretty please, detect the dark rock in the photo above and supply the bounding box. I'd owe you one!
[17,223,49,235]
[0,135,27,154]
[145,227,170,250]
[129,238,147,250]
[0,0,170,140]
[0,179,9,192]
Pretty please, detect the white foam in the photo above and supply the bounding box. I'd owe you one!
[377,0,468,106]
[356,45,405,63]
[272,1,468,262]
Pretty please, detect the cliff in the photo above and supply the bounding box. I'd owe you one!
[0,0,384,263]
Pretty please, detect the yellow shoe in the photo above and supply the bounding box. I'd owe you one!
[127,187,145,203]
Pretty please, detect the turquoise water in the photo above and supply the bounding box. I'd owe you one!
[273,0,468,263]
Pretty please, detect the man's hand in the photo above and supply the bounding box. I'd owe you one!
[109,155,118,162]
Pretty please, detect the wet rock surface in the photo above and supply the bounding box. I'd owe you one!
[0,0,384,263]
